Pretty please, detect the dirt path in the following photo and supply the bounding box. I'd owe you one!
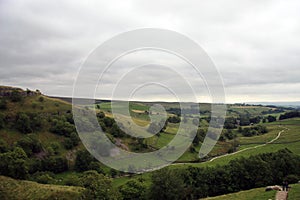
[276,191,288,200]
[208,126,289,162]
[170,126,289,166]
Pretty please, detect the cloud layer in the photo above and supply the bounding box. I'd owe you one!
[1,0,300,103]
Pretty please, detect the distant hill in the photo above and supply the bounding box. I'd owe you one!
[247,101,300,108]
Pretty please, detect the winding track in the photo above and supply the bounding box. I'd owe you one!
[208,126,289,162]
[171,126,289,166]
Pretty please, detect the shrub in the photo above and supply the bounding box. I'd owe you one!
[16,113,32,134]
[10,90,23,102]
[0,98,7,109]
[38,96,44,102]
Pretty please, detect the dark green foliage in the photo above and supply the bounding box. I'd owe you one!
[10,90,23,102]
[49,142,60,155]
[150,168,186,200]
[192,129,206,145]
[119,178,148,200]
[279,111,300,120]
[38,96,44,102]
[75,150,96,172]
[16,113,32,133]
[80,170,120,199]
[167,115,181,123]
[88,162,105,174]
[103,117,114,127]
[267,115,277,122]
[0,139,9,153]
[239,114,251,126]
[0,113,5,129]
[31,171,55,184]
[250,116,261,124]
[27,158,42,174]
[96,111,105,118]
[0,98,7,109]
[41,156,68,173]
[224,129,236,140]
[0,147,29,179]
[224,117,237,129]
[110,123,124,137]
[49,116,75,137]
[16,134,42,157]
[241,125,268,137]
[63,132,80,149]
[174,149,300,199]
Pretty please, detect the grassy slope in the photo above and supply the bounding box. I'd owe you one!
[203,183,300,200]
[289,184,300,200]
[0,95,76,156]
[0,176,85,200]
[202,187,276,200]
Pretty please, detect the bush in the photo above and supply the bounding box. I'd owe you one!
[10,90,23,102]
[0,98,7,109]
[31,171,55,184]
[0,139,9,153]
[167,116,181,123]
[49,117,75,137]
[16,113,32,134]
[119,179,148,200]
[16,134,42,157]
[75,150,95,172]
[0,113,5,129]
[0,147,29,179]
[38,96,44,102]
[42,156,68,173]
[79,171,120,199]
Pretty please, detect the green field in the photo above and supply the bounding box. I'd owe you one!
[289,184,300,200]
[202,187,276,200]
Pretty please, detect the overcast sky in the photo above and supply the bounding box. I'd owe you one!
[1,0,300,103]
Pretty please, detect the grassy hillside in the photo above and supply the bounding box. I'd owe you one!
[289,184,300,200]
[202,183,300,200]
[0,175,85,200]
[1,86,299,199]
[202,187,276,200]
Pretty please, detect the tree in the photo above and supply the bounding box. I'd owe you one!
[38,96,44,102]
[0,147,29,179]
[50,118,75,137]
[119,179,148,200]
[0,139,9,153]
[267,115,277,122]
[0,98,7,109]
[16,134,42,156]
[80,170,120,199]
[42,156,68,173]
[97,111,105,118]
[224,117,237,129]
[150,168,186,200]
[167,116,181,123]
[0,113,5,129]
[75,150,95,172]
[239,115,250,126]
[16,113,32,133]
[64,132,80,149]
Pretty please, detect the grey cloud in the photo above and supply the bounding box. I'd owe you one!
[0,0,300,102]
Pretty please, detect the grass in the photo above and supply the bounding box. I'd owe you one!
[289,184,300,200]
[0,175,84,200]
[202,187,276,200]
